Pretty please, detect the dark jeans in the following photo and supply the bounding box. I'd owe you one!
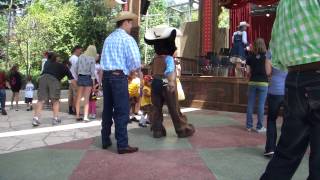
[0,89,6,109]
[101,71,129,149]
[265,94,284,153]
[261,70,320,180]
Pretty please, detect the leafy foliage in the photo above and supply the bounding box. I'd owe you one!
[219,7,229,28]
[6,0,119,77]
[3,0,226,81]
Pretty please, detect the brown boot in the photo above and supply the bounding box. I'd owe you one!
[177,124,195,138]
[118,146,139,154]
[153,125,167,138]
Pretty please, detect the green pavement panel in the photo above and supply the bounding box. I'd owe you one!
[186,114,240,128]
[199,147,308,180]
[0,149,85,180]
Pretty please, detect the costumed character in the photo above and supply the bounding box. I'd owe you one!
[230,21,250,77]
[144,25,195,138]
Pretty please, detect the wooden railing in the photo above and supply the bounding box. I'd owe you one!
[175,57,201,76]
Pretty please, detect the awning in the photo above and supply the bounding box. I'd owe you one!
[220,0,279,9]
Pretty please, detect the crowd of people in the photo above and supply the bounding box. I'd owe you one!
[0,11,193,154]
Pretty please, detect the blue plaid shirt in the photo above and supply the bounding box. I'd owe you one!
[101,28,141,75]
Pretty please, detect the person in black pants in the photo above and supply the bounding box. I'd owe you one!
[264,51,288,157]
[260,0,320,179]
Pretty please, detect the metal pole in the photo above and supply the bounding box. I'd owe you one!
[26,41,29,76]
[189,0,192,21]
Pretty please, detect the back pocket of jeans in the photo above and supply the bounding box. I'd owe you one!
[305,86,320,110]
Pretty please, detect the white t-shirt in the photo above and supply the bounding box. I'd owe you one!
[69,55,79,80]
[41,58,47,73]
[95,63,103,84]
[25,82,34,98]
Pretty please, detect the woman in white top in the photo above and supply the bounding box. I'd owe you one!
[75,45,97,122]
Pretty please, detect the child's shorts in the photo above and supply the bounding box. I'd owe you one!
[141,104,152,113]
[25,98,33,103]
[130,97,138,105]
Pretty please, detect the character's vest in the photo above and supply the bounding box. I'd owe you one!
[151,55,167,77]
[150,55,176,88]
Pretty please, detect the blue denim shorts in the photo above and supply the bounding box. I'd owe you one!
[77,75,93,87]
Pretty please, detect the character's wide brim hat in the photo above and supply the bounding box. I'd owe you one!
[144,25,182,43]
[115,0,127,4]
[238,21,250,27]
[115,11,138,22]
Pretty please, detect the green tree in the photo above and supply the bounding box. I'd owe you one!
[11,0,80,76]
[0,15,6,58]
[139,0,169,64]
[75,0,120,53]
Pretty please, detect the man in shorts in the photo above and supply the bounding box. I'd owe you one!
[32,52,76,126]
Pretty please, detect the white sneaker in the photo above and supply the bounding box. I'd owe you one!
[32,117,41,127]
[264,151,274,157]
[83,118,91,123]
[89,114,96,119]
[52,117,61,126]
[256,127,267,133]
[134,115,141,121]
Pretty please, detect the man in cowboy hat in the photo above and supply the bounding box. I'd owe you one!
[145,25,195,138]
[100,11,142,154]
[230,21,250,77]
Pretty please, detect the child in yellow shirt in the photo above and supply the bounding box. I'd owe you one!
[128,72,141,122]
[139,75,153,127]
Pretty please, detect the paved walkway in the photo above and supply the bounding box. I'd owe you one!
[0,91,309,180]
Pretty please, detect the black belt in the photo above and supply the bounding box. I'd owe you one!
[104,70,124,76]
[288,61,320,72]
[79,74,90,76]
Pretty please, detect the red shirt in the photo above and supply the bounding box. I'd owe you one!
[0,72,6,89]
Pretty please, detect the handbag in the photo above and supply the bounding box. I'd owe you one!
[176,79,185,101]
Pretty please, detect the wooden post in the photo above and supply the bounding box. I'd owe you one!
[126,0,141,42]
